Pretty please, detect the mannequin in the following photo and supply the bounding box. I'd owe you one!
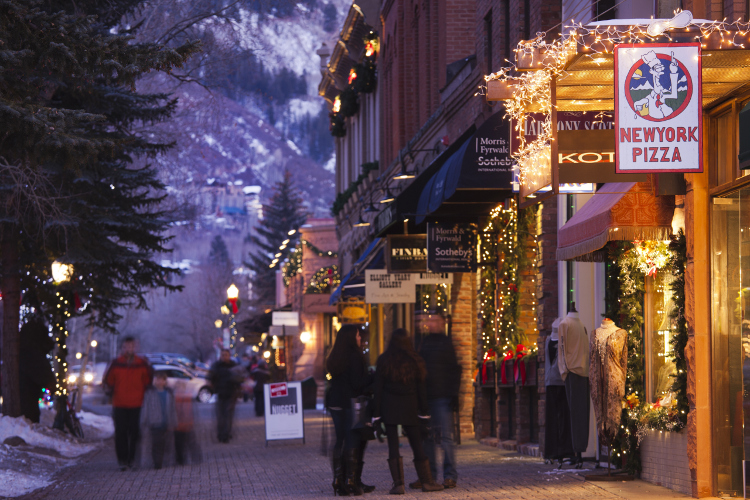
[544,318,574,464]
[590,318,628,450]
[558,303,590,466]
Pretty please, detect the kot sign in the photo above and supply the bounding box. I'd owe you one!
[614,43,702,173]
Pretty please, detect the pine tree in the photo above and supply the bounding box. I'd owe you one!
[0,0,199,417]
[246,170,307,311]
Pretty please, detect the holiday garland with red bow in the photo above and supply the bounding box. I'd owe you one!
[478,201,538,383]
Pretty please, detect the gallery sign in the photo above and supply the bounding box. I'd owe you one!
[427,223,476,273]
[365,270,416,304]
[264,382,305,444]
[386,235,427,273]
[614,43,702,173]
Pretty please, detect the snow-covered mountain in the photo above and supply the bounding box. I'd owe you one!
[140,0,351,218]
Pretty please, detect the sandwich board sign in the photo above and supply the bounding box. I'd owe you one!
[614,43,702,173]
[264,381,305,445]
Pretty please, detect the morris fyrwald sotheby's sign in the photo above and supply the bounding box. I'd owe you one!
[614,43,702,173]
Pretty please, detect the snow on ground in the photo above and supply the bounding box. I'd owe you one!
[0,409,113,498]
[0,470,51,498]
[0,413,97,458]
[76,411,114,439]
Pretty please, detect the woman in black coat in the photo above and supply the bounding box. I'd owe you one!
[373,329,443,494]
[325,324,373,496]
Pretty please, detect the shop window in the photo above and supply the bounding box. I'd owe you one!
[711,189,750,496]
[644,274,676,403]
[716,111,736,186]
[414,284,451,346]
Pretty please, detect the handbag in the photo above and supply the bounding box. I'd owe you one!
[351,395,371,430]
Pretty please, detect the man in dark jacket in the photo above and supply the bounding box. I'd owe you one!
[209,349,241,442]
[104,336,153,470]
[414,314,461,489]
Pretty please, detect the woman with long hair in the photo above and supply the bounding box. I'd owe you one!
[374,329,444,494]
[325,324,373,496]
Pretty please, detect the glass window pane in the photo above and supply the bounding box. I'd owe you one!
[645,274,677,403]
[717,112,735,186]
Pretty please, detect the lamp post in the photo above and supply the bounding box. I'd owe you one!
[226,284,239,354]
[51,261,73,427]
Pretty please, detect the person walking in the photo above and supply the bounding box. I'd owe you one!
[209,349,241,443]
[251,359,270,417]
[374,329,443,495]
[174,380,201,465]
[410,314,461,489]
[325,324,374,496]
[104,336,153,470]
[140,372,176,469]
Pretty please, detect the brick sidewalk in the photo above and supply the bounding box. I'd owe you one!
[20,402,678,499]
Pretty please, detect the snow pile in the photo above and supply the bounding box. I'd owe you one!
[0,414,96,458]
[0,470,50,498]
[77,411,114,439]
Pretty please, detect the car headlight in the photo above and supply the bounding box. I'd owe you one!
[84,373,94,382]
[68,374,77,384]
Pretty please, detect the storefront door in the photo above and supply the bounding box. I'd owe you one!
[711,189,750,496]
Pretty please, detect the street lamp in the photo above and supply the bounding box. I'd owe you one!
[226,284,240,353]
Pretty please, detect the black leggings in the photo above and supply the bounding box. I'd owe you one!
[385,424,426,461]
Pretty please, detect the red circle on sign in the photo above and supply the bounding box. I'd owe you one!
[624,53,693,122]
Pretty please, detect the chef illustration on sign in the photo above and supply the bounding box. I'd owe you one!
[627,49,692,122]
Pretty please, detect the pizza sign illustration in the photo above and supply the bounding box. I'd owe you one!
[624,50,693,122]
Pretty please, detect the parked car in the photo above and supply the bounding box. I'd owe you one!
[151,363,213,403]
[145,353,207,378]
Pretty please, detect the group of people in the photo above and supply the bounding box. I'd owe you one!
[103,338,273,470]
[325,317,461,496]
[104,336,201,470]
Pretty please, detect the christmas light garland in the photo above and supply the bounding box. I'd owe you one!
[604,234,687,474]
[306,265,340,294]
[478,201,538,364]
[302,239,338,258]
[480,14,750,190]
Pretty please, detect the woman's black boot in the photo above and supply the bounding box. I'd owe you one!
[387,457,405,495]
[355,443,375,493]
[414,459,444,492]
[332,453,347,496]
[345,449,364,496]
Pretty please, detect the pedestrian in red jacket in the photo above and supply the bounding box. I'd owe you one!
[104,336,152,470]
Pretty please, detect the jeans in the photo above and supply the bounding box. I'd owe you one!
[329,408,355,457]
[216,397,236,442]
[424,398,457,481]
[113,407,141,466]
[150,427,167,468]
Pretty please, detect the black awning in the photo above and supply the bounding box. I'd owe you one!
[415,111,514,224]
[373,126,477,237]
[329,238,385,304]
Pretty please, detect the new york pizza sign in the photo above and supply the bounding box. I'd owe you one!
[614,43,702,173]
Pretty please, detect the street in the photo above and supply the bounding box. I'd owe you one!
[19,401,689,500]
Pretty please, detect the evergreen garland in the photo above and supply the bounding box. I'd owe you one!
[306,265,340,294]
[478,201,535,359]
[330,112,346,137]
[668,230,688,425]
[331,161,379,216]
[282,245,302,287]
[302,239,338,258]
[338,87,359,118]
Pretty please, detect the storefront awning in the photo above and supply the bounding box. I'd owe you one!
[329,238,384,305]
[415,112,514,224]
[556,182,675,261]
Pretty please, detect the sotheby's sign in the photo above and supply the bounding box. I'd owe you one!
[614,43,702,173]
[427,223,475,273]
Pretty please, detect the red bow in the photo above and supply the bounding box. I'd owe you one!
[514,344,528,385]
[500,350,514,384]
[228,297,239,314]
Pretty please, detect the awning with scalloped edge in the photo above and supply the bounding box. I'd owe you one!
[556,182,675,261]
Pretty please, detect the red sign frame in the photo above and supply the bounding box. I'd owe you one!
[614,42,703,174]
